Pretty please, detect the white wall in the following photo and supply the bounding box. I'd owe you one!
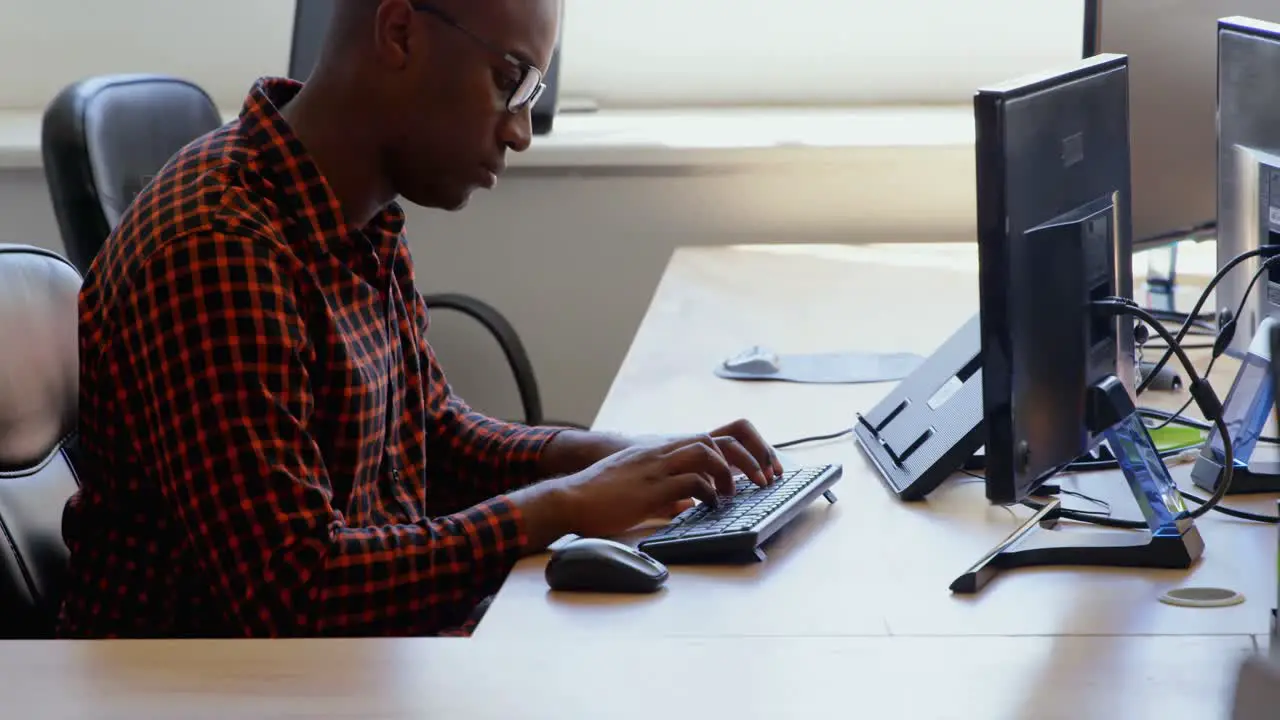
[0,143,977,426]
[0,0,1086,424]
[0,0,1085,111]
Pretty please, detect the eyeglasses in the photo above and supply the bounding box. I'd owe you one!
[411,2,547,113]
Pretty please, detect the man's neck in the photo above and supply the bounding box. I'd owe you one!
[279,77,395,229]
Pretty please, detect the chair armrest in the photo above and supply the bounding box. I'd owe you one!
[423,293,545,426]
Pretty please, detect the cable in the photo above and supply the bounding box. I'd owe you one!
[773,428,851,449]
[1141,341,1215,351]
[1060,445,1190,472]
[1177,490,1280,523]
[1092,300,1236,522]
[1138,407,1280,444]
[1137,246,1280,396]
[1135,220,1216,248]
[1144,308,1217,326]
[964,469,1118,520]
[1141,253,1280,437]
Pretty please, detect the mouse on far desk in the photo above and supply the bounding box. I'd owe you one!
[722,345,780,375]
[545,537,669,594]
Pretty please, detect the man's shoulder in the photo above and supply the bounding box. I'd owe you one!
[93,123,297,282]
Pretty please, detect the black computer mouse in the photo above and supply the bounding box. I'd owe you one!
[544,537,669,593]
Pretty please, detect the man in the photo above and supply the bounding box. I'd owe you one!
[57,0,781,638]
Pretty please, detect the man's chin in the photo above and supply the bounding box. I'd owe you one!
[404,185,475,212]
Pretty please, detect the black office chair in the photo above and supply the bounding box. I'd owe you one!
[40,74,577,429]
[40,74,224,275]
[0,245,83,639]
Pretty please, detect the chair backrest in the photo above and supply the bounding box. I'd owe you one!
[1233,654,1280,719]
[0,245,82,638]
[40,74,223,275]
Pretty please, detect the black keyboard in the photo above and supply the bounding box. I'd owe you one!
[637,464,842,564]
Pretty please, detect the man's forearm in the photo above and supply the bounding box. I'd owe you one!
[535,429,631,478]
[507,479,577,550]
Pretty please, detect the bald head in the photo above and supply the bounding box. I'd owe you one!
[291,0,562,213]
[316,0,558,73]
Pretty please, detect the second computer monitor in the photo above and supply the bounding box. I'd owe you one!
[975,53,1134,505]
[1217,16,1280,352]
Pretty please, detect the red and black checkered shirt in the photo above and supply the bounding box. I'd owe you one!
[57,77,562,638]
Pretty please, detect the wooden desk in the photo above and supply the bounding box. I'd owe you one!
[0,242,1270,719]
[0,635,1260,719]
[481,243,1279,642]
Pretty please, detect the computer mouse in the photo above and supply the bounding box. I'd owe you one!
[723,345,780,375]
[544,537,669,594]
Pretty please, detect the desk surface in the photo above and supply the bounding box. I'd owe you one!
[481,242,1278,642]
[0,242,1270,719]
[0,632,1264,717]
[0,635,1261,720]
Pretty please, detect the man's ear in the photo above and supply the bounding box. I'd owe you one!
[371,0,417,71]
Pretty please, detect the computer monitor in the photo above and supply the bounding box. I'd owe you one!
[1216,16,1280,353]
[1181,18,1280,498]
[963,53,1203,591]
[286,0,563,135]
[856,53,1205,594]
[974,54,1133,505]
[1083,0,1280,250]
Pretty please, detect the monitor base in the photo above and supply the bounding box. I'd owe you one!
[951,375,1204,594]
[949,496,1204,594]
[1191,317,1280,495]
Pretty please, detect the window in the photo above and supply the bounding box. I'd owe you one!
[0,0,294,111]
[559,0,1087,107]
[0,0,1085,112]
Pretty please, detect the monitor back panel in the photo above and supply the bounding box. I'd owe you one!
[975,55,1133,503]
[1086,0,1280,248]
[1218,17,1280,353]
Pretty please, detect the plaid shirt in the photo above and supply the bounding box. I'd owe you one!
[57,77,561,638]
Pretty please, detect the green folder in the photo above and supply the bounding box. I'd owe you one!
[1147,424,1205,453]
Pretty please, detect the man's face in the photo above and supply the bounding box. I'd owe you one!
[381,0,561,211]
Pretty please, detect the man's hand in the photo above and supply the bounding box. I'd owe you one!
[539,418,784,489]
[551,434,745,538]
[631,418,783,488]
[705,418,784,487]
[515,419,786,546]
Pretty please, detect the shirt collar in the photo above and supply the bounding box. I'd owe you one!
[234,77,406,256]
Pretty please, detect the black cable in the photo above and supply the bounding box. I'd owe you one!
[1145,308,1217,325]
[1142,259,1260,432]
[1135,220,1216,248]
[1142,341,1215,351]
[1145,394,1197,434]
[774,428,851,449]
[1060,445,1188,472]
[1141,254,1280,443]
[1178,490,1280,523]
[1138,407,1280,444]
[1020,497,1147,529]
[1092,300,1235,522]
[1137,246,1280,396]
[798,412,1278,524]
[790,274,1279,523]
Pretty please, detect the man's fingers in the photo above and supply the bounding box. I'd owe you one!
[655,432,719,454]
[660,498,696,518]
[668,473,718,508]
[661,442,734,494]
[714,418,783,477]
[715,436,767,487]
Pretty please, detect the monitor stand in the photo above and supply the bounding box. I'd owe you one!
[853,313,986,500]
[1190,317,1280,494]
[949,374,1204,594]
